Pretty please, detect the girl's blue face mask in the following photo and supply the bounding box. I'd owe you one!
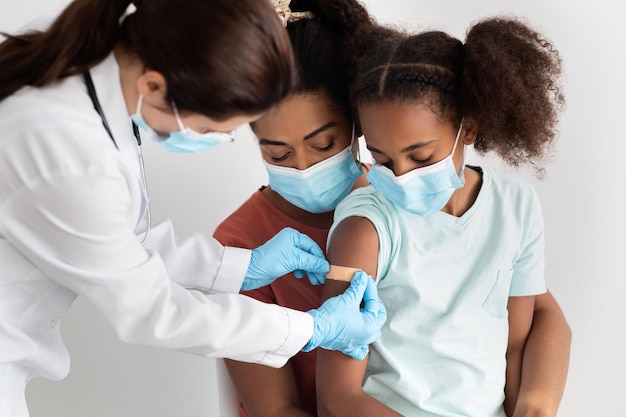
[131,95,234,153]
[263,126,362,214]
[367,120,465,217]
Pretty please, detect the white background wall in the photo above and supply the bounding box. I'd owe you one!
[1,0,624,416]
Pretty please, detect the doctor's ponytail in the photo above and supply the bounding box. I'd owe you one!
[0,0,132,101]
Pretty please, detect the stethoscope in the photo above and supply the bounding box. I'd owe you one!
[84,72,151,245]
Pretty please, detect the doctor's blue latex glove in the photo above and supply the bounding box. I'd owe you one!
[302,271,387,360]
[242,227,330,291]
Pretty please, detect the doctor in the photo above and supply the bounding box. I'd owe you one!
[0,0,386,416]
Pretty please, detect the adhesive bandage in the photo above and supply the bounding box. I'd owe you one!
[326,265,360,282]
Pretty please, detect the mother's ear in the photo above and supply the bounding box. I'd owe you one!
[461,116,479,145]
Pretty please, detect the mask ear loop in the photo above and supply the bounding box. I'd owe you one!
[135,94,144,115]
[453,117,466,185]
[171,101,187,132]
[450,117,465,156]
[349,122,362,171]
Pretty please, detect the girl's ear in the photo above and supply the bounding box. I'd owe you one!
[461,116,479,145]
[136,70,169,109]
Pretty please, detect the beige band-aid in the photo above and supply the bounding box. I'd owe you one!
[326,265,360,282]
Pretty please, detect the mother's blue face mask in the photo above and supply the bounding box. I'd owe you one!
[264,125,362,213]
[131,95,234,153]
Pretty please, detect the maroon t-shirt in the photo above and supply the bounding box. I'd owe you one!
[213,187,327,417]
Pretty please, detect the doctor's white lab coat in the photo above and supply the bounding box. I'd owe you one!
[0,52,313,417]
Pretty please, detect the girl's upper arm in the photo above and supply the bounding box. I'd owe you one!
[321,214,380,308]
[326,216,379,283]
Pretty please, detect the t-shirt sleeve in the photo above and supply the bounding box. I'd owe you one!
[328,186,400,281]
[509,183,547,296]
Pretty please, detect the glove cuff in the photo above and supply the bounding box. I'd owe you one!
[301,309,321,352]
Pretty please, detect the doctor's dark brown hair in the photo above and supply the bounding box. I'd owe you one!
[0,0,296,119]
[351,17,565,169]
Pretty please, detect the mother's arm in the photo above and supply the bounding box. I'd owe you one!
[316,216,402,417]
[224,358,314,417]
[505,291,571,417]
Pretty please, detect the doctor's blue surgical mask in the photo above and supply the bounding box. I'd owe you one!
[131,95,234,153]
[367,119,466,216]
[264,126,362,213]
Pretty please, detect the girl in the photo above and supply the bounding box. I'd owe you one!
[316,17,571,417]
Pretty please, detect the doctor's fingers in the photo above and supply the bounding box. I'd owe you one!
[304,270,326,286]
[288,227,326,258]
[289,250,329,285]
[344,345,370,361]
[338,270,369,305]
[361,275,387,325]
[292,269,327,286]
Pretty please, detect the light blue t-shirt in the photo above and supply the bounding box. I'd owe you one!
[329,167,546,417]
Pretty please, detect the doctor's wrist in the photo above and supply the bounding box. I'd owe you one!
[301,309,322,352]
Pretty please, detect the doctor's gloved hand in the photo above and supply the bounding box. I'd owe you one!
[242,227,330,291]
[302,271,387,360]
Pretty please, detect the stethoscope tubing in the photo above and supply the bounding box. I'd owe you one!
[84,72,151,245]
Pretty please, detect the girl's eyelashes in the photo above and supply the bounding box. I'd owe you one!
[412,154,433,164]
[373,153,435,169]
